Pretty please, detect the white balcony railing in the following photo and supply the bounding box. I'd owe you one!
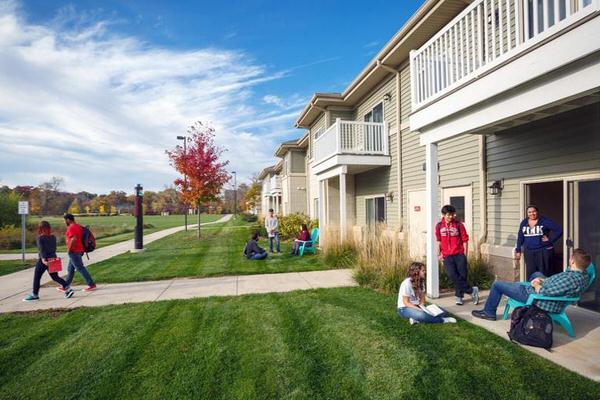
[410,0,597,109]
[269,175,281,193]
[314,118,389,165]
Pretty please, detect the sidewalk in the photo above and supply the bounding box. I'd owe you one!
[0,269,356,312]
[0,214,232,301]
[435,291,600,382]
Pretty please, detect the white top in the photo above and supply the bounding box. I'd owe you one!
[397,277,421,308]
[265,216,278,232]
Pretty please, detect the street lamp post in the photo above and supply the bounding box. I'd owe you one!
[134,184,144,250]
[232,171,237,218]
[176,135,188,231]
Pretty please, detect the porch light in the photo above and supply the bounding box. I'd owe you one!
[385,191,395,202]
[488,179,504,196]
[383,93,392,102]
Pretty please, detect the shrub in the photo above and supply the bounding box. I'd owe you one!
[0,191,21,227]
[321,227,357,269]
[259,213,318,241]
[440,256,494,290]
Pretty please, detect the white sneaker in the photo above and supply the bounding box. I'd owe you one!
[443,317,457,324]
[409,318,419,325]
[455,297,464,305]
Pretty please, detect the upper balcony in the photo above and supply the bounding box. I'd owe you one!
[269,175,282,195]
[312,118,391,175]
[410,0,600,141]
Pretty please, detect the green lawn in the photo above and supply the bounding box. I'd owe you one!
[74,219,327,284]
[1,214,222,253]
[0,287,597,400]
[0,260,36,277]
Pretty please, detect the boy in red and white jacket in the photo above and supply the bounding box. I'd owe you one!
[435,205,479,306]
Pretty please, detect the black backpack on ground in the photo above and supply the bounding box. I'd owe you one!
[507,305,553,350]
[81,226,97,257]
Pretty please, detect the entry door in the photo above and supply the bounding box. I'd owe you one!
[442,186,473,238]
[408,190,427,259]
[566,179,600,312]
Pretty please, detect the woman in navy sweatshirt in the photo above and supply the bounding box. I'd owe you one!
[515,205,563,280]
[23,221,75,302]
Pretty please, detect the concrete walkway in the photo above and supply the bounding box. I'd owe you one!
[435,291,600,382]
[0,214,232,301]
[0,269,356,313]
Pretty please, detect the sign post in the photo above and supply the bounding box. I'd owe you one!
[18,201,29,262]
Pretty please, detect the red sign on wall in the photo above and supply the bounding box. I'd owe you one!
[414,206,421,212]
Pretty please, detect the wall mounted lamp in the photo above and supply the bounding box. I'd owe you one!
[488,179,504,196]
[383,93,392,102]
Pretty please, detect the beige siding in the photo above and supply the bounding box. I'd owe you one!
[354,133,400,228]
[309,113,326,159]
[291,151,306,173]
[439,134,481,239]
[486,103,600,247]
[401,127,426,226]
[288,175,308,215]
[329,109,353,125]
[400,64,412,122]
[354,74,398,131]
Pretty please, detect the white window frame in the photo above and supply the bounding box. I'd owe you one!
[365,193,386,226]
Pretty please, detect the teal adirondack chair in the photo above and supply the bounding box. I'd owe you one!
[502,263,597,338]
[298,228,319,256]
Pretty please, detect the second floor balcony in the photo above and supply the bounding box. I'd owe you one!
[312,118,390,175]
[269,175,281,195]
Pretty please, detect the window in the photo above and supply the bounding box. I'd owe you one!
[449,196,465,223]
[364,103,383,123]
[366,197,385,225]
[314,198,319,219]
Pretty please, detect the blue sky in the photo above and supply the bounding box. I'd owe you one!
[0,0,423,194]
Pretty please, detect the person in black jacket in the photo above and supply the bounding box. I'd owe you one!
[243,232,268,260]
[23,221,75,301]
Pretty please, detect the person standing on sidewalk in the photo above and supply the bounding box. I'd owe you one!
[265,208,280,254]
[23,221,75,302]
[435,205,479,306]
[63,214,96,291]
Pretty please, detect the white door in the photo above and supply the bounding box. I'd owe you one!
[408,190,427,259]
[442,186,473,239]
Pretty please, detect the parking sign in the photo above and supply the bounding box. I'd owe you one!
[18,201,29,215]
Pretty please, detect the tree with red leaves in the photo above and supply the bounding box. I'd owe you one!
[166,122,230,238]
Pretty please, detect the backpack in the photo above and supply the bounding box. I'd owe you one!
[82,226,96,255]
[507,306,553,350]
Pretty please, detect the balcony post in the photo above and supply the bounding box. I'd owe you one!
[335,118,341,155]
[425,141,439,299]
[319,179,326,246]
[339,172,347,241]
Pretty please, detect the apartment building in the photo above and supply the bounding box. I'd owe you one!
[258,162,282,217]
[274,135,309,216]
[287,0,599,308]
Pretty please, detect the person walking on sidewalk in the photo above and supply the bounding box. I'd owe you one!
[436,205,479,306]
[23,221,75,302]
[514,205,563,280]
[265,208,280,254]
[63,214,96,291]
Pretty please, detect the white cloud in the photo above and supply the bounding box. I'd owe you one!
[0,1,301,193]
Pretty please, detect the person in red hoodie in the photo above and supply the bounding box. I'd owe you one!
[435,205,479,305]
[291,224,311,255]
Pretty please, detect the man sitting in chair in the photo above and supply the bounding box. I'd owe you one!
[472,248,591,321]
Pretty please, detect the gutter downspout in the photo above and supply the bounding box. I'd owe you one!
[477,134,487,257]
[378,60,404,232]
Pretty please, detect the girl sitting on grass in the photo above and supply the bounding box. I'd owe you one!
[397,262,456,325]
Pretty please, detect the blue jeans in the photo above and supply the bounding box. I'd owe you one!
[269,233,280,253]
[65,253,95,286]
[397,306,449,324]
[482,277,534,317]
[250,252,267,260]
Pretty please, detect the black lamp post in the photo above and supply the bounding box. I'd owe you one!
[176,135,188,231]
[134,184,143,250]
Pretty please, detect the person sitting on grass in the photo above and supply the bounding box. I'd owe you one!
[472,248,591,321]
[23,221,75,302]
[243,232,268,260]
[436,204,479,306]
[397,262,456,325]
[291,224,310,256]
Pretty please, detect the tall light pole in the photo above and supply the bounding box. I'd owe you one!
[176,135,188,231]
[232,171,237,218]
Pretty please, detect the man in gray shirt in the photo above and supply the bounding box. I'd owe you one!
[265,208,280,253]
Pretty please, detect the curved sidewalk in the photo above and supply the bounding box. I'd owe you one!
[0,269,357,313]
[0,214,232,301]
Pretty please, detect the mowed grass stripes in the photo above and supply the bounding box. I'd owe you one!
[1,287,598,400]
[71,219,328,284]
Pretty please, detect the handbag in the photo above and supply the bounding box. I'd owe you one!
[47,258,62,273]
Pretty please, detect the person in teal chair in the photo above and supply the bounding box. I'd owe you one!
[472,249,591,321]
